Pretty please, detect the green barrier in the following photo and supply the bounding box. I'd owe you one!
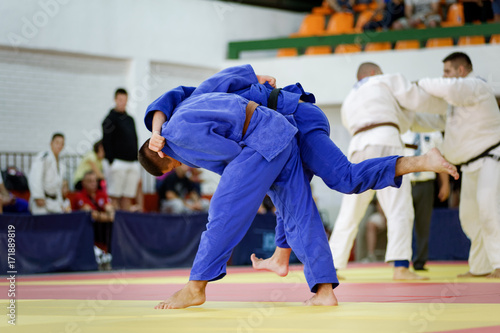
[228,23,500,59]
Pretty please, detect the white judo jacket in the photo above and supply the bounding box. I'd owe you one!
[418,72,500,165]
[341,73,447,158]
[28,150,65,213]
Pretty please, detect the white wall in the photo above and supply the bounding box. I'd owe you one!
[0,0,304,67]
[0,46,129,152]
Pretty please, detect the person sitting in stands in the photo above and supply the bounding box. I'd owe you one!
[157,165,209,214]
[28,133,67,215]
[73,140,106,191]
[74,170,114,269]
[0,175,29,214]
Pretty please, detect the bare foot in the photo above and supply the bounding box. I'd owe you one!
[486,269,500,279]
[155,280,207,309]
[393,267,429,280]
[457,271,490,278]
[251,247,291,277]
[303,283,338,306]
[425,148,459,180]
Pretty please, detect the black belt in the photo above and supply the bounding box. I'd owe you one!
[460,140,500,167]
[44,192,57,200]
[267,88,282,111]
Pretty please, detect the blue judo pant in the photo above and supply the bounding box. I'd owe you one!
[189,139,339,292]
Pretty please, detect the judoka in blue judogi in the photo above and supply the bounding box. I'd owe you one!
[141,65,458,309]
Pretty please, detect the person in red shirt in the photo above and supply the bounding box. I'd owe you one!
[74,171,115,269]
[75,171,114,222]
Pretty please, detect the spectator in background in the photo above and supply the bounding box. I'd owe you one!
[102,88,140,212]
[392,0,441,29]
[463,0,494,23]
[74,171,115,223]
[494,0,500,22]
[0,175,29,214]
[326,0,356,12]
[28,133,67,215]
[73,140,106,191]
[362,198,387,262]
[74,170,114,269]
[157,165,209,214]
[363,0,405,31]
[402,130,450,271]
[258,195,276,215]
[326,0,373,12]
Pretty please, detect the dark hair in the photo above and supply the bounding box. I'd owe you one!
[93,140,103,153]
[443,52,473,71]
[51,133,65,141]
[138,139,166,177]
[115,88,128,98]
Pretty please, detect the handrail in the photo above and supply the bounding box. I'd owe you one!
[0,152,155,192]
[227,23,500,59]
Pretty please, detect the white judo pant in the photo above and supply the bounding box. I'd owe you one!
[329,145,414,269]
[459,152,500,275]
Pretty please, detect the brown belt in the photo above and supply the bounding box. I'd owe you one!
[353,122,400,136]
[243,101,259,137]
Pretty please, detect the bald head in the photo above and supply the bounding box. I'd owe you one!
[357,62,383,81]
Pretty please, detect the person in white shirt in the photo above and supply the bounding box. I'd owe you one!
[418,52,500,279]
[402,130,450,271]
[28,133,66,215]
[329,62,448,280]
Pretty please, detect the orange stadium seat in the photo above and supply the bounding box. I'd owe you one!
[325,12,355,34]
[277,48,298,57]
[305,46,332,55]
[278,14,326,57]
[292,14,326,37]
[457,36,486,45]
[334,44,362,53]
[394,40,420,50]
[426,37,454,48]
[490,34,500,44]
[441,3,464,27]
[364,42,392,52]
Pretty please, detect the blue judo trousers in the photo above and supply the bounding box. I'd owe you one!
[144,65,403,292]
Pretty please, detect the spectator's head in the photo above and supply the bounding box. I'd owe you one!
[114,88,128,112]
[81,171,98,194]
[51,133,65,157]
[442,52,473,78]
[357,62,383,81]
[138,139,182,176]
[93,140,105,160]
